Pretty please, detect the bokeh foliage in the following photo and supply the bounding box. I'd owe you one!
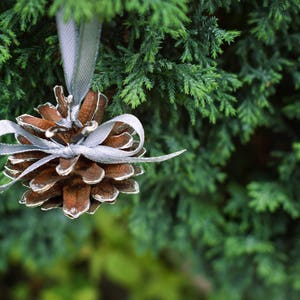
[0,202,200,300]
[1,0,300,299]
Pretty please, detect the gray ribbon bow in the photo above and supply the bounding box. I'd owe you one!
[0,115,185,191]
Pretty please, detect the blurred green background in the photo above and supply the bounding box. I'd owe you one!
[2,0,300,299]
[0,186,204,300]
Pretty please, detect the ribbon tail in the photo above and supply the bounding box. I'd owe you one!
[82,149,186,164]
[72,17,102,105]
[127,149,187,163]
[0,144,45,155]
[56,8,77,93]
[0,154,58,192]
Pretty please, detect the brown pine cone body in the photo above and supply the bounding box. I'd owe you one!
[4,86,144,218]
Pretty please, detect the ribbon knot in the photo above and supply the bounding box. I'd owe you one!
[61,145,77,158]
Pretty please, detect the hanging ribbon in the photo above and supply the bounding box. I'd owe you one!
[56,8,102,107]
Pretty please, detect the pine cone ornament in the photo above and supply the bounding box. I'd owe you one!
[2,86,146,218]
[0,86,184,219]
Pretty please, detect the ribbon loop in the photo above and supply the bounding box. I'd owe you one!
[56,8,101,105]
[0,120,58,149]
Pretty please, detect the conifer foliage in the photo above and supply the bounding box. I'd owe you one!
[1,0,300,299]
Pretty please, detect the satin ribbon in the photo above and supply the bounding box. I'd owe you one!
[0,115,186,191]
[56,8,102,117]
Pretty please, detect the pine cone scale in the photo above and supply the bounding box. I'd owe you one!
[92,94,107,124]
[36,103,63,122]
[22,183,62,207]
[113,179,139,194]
[91,180,119,203]
[74,162,105,184]
[87,200,101,214]
[5,160,33,173]
[63,177,91,218]
[41,197,62,211]
[78,90,100,124]
[9,152,47,163]
[29,168,62,193]
[104,132,133,148]
[56,156,80,176]
[53,86,68,117]
[132,165,144,176]
[103,164,135,180]
[111,122,135,135]
[17,114,55,132]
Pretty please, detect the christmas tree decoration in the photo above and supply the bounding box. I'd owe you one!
[0,9,185,219]
[0,86,184,219]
